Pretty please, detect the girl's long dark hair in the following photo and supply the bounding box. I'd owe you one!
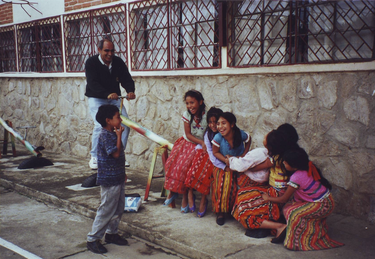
[283,147,332,190]
[220,112,242,148]
[184,90,206,125]
[206,107,223,142]
[277,123,299,150]
[266,130,288,163]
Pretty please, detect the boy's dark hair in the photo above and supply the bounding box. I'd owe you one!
[184,90,206,124]
[206,107,223,142]
[219,112,244,148]
[283,147,332,190]
[96,104,119,127]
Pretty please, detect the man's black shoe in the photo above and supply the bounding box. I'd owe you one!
[87,240,108,254]
[245,228,271,238]
[105,233,128,246]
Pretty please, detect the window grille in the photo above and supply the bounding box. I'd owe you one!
[129,0,220,70]
[64,5,128,72]
[170,0,220,69]
[17,17,63,72]
[227,0,375,67]
[0,26,17,72]
[129,0,170,70]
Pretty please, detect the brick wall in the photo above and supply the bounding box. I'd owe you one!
[65,0,121,12]
[0,3,13,25]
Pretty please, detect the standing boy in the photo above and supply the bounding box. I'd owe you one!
[87,104,128,254]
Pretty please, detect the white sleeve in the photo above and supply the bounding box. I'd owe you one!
[229,147,268,172]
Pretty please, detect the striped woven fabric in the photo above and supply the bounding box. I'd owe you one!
[283,193,344,250]
[237,173,267,189]
[231,186,282,229]
[164,137,197,194]
[185,149,214,195]
[211,167,238,213]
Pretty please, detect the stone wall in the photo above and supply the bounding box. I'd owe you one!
[1,71,374,221]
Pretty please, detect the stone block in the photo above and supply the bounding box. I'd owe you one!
[136,96,149,120]
[298,76,315,99]
[327,123,360,148]
[132,135,149,155]
[151,82,172,102]
[233,83,260,115]
[258,80,274,110]
[72,144,88,157]
[357,172,375,195]
[347,151,375,177]
[366,135,375,149]
[321,157,352,190]
[317,80,338,109]
[343,96,370,126]
[278,77,297,112]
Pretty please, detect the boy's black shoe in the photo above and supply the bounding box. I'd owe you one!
[87,240,107,254]
[105,233,128,246]
[245,228,271,238]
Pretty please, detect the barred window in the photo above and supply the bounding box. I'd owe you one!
[17,17,63,72]
[0,26,17,72]
[227,0,375,67]
[129,0,169,70]
[170,0,220,69]
[64,5,128,72]
[129,0,220,71]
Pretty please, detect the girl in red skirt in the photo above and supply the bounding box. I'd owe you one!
[163,90,207,213]
[185,107,225,217]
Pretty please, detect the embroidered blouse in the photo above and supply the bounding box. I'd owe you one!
[182,110,207,142]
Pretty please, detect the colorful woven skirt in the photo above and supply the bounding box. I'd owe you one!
[211,167,238,213]
[237,173,267,189]
[283,193,344,251]
[184,149,214,195]
[231,186,282,229]
[164,137,197,194]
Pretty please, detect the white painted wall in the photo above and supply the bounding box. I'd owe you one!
[12,0,64,23]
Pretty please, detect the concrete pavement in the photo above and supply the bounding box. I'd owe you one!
[1,145,374,259]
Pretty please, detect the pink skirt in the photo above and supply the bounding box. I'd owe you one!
[164,137,197,194]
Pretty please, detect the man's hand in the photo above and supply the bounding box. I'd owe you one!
[127,92,136,100]
[107,93,119,100]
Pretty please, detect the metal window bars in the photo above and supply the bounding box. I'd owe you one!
[1,0,374,73]
[129,0,220,70]
[16,17,63,72]
[64,4,128,72]
[129,0,170,70]
[227,0,375,67]
[0,26,17,72]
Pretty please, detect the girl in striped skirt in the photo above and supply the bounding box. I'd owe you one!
[211,112,251,225]
[231,126,296,238]
[261,147,344,250]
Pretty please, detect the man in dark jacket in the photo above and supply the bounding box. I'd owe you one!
[85,38,135,169]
